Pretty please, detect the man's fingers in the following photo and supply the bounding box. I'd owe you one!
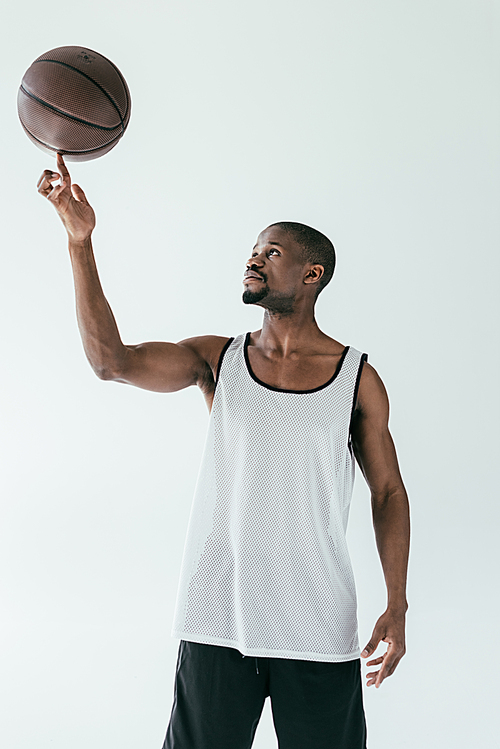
[72,184,88,204]
[366,654,385,667]
[47,181,70,204]
[384,662,399,679]
[361,629,383,658]
[363,610,407,687]
[56,153,71,186]
[374,660,390,687]
[37,170,60,195]
[36,169,54,189]
[372,643,404,688]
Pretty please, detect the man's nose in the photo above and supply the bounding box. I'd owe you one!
[246,251,265,268]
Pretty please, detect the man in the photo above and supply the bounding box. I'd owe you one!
[38,153,410,749]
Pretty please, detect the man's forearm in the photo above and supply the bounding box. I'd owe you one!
[69,237,127,379]
[371,488,410,610]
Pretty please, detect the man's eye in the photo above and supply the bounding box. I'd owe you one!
[269,249,279,256]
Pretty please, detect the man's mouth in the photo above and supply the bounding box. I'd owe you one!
[243,272,264,282]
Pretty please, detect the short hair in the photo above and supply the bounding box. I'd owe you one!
[268,221,336,297]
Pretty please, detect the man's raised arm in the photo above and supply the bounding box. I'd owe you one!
[37,153,221,394]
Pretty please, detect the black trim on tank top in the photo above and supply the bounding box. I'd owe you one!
[214,337,234,392]
[244,332,350,394]
[348,353,368,448]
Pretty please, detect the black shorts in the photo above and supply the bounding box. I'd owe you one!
[162,640,367,749]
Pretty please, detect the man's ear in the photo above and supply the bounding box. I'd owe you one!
[304,264,325,285]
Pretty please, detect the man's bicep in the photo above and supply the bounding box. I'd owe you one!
[351,363,405,498]
[113,338,212,393]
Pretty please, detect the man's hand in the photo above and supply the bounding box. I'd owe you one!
[37,153,95,242]
[361,607,406,688]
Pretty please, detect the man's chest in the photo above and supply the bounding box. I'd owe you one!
[246,347,347,391]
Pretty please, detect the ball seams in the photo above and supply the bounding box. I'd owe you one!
[18,116,125,157]
[19,84,123,132]
[30,58,128,133]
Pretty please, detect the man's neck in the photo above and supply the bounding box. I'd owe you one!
[254,308,326,357]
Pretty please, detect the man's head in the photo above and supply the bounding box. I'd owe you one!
[242,222,336,314]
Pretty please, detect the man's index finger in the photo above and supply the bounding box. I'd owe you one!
[56,153,71,180]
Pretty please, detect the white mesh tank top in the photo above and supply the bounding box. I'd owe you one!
[171,333,368,662]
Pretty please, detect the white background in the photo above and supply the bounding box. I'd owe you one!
[1,1,498,747]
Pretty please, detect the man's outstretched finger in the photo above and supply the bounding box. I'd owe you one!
[56,153,71,185]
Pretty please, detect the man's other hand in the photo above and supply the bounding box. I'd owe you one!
[361,607,406,688]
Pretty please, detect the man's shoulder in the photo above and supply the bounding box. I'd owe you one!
[178,333,232,355]
[177,335,234,389]
[355,361,389,418]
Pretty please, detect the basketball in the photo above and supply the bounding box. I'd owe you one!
[18,46,131,162]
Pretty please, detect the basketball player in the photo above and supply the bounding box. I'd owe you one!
[37,153,410,749]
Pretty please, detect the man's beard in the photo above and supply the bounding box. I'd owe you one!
[242,284,296,316]
[242,284,270,305]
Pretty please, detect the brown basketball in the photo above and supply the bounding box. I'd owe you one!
[17,46,131,162]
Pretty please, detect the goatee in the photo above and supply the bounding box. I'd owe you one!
[242,285,269,305]
[242,286,296,316]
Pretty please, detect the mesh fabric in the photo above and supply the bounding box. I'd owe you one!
[172,333,368,662]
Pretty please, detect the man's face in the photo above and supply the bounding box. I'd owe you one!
[242,226,307,313]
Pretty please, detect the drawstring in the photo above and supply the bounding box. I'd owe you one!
[241,654,260,675]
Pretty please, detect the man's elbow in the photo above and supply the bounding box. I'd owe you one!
[90,360,122,381]
[371,485,408,512]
